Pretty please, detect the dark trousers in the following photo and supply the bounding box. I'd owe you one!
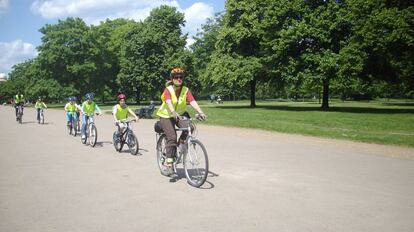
[160,117,190,158]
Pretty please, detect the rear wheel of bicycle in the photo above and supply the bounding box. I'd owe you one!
[113,131,122,152]
[183,139,209,188]
[156,134,170,176]
[89,124,97,147]
[127,132,139,155]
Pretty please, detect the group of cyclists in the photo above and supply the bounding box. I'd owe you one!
[12,67,207,175]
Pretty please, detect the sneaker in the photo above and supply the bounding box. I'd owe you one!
[81,134,86,139]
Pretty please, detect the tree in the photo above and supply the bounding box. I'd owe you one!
[190,13,224,96]
[207,0,268,107]
[118,5,187,103]
[37,18,97,99]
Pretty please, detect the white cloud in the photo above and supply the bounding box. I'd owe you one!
[31,0,177,21]
[31,0,215,46]
[183,2,214,46]
[0,40,38,75]
[0,0,9,15]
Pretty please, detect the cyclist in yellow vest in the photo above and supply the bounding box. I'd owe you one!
[156,67,206,167]
[81,93,102,139]
[64,97,82,127]
[14,93,25,120]
[112,93,139,139]
[35,96,47,122]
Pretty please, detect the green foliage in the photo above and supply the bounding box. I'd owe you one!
[3,0,413,107]
[118,5,188,102]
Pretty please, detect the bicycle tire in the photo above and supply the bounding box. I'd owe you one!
[89,124,97,147]
[127,132,139,155]
[81,128,87,144]
[113,131,122,152]
[183,139,209,188]
[156,134,170,176]
[69,123,72,135]
[39,111,44,124]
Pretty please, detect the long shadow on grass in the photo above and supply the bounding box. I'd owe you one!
[214,105,414,114]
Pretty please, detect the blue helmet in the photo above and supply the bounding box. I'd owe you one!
[85,92,94,100]
[68,96,73,101]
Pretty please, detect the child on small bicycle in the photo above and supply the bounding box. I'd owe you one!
[35,96,47,122]
[64,96,82,128]
[112,93,139,140]
[81,93,102,140]
[156,67,206,168]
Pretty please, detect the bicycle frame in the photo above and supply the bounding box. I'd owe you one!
[118,121,133,144]
[156,117,195,164]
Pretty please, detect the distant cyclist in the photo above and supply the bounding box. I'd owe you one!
[64,97,82,127]
[14,92,25,121]
[112,93,139,139]
[35,96,47,122]
[81,93,102,140]
[156,67,206,168]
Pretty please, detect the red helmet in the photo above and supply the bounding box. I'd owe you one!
[117,93,126,101]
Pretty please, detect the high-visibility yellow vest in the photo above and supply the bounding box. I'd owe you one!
[115,104,129,120]
[15,95,24,103]
[65,103,77,112]
[35,101,45,109]
[83,101,96,116]
[156,85,188,118]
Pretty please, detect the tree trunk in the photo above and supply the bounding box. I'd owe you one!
[250,79,256,108]
[321,79,329,110]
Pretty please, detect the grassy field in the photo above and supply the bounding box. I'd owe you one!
[193,99,414,148]
[47,99,414,147]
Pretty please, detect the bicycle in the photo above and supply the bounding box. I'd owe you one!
[16,105,23,124]
[81,114,99,147]
[38,108,45,124]
[155,114,209,188]
[67,111,78,136]
[112,120,139,155]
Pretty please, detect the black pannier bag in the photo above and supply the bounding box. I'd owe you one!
[154,121,163,133]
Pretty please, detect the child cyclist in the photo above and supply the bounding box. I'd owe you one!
[112,93,139,140]
[81,93,102,140]
[35,96,47,123]
[64,96,82,129]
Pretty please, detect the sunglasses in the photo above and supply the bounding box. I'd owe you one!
[173,75,183,80]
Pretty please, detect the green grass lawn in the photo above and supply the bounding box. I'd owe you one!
[47,99,414,147]
[192,99,414,148]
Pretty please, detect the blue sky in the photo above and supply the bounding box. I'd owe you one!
[0,0,225,78]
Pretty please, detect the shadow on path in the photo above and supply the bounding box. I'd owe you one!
[168,169,218,189]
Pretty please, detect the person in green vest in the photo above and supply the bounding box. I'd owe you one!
[112,93,139,140]
[14,93,25,120]
[156,67,206,168]
[81,93,102,140]
[64,96,82,128]
[35,96,47,122]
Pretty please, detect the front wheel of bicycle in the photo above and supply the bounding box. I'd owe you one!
[40,112,44,124]
[112,131,122,152]
[183,139,209,188]
[89,124,97,147]
[156,134,170,176]
[127,132,139,155]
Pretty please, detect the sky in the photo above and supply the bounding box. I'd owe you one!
[0,0,225,78]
